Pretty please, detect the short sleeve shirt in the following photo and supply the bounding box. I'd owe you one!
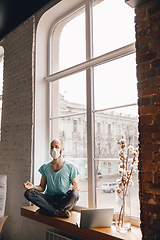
[38,160,79,197]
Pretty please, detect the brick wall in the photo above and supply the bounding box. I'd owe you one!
[0,16,49,240]
[136,0,160,239]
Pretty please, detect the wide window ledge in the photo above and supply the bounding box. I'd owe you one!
[21,206,142,240]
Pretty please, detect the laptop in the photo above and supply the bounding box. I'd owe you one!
[76,208,114,229]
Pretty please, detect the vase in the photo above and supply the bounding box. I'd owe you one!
[115,187,131,233]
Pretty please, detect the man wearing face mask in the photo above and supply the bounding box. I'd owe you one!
[24,139,79,218]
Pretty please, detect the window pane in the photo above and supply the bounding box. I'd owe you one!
[51,71,88,207]
[52,6,86,73]
[94,53,137,111]
[95,161,140,217]
[51,114,88,208]
[94,105,140,218]
[93,51,139,217]
[94,106,138,160]
[51,71,86,119]
[92,0,135,57]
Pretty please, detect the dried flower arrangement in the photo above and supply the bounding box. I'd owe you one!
[116,139,139,232]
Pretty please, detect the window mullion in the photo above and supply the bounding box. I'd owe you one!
[86,0,96,209]
[45,43,135,82]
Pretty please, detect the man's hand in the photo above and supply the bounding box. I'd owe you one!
[24,181,34,190]
[24,176,46,192]
[70,182,79,191]
[71,177,79,191]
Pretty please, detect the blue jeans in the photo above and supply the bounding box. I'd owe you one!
[24,189,79,216]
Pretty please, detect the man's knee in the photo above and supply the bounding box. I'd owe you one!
[71,190,79,202]
[24,189,35,201]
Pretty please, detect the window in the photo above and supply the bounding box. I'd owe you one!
[73,120,78,132]
[118,125,121,137]
[45,0,139,220]
[108,124,111,134]
[97,123,101,134]
[0,46,4,140]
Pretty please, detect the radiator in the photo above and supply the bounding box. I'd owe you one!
[46,230,73,240]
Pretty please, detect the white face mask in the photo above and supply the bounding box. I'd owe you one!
[51,148,61,160]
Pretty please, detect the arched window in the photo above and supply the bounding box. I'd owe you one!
[35,0,139,223]
[0,46,4,140]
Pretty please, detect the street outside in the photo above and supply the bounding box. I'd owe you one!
[77,171,140,218]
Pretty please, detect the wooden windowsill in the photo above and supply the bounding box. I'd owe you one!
[21,206,142,240]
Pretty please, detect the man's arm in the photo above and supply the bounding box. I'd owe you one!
[70,176,79,191]
[24,175,47,192]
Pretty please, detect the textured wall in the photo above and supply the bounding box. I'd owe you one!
[0,16,49,240]
[0,11,83,240]
[136,0,160,239]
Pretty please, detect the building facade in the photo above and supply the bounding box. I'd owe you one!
[59,93,138,177]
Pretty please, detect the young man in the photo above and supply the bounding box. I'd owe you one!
[24,139,79,218]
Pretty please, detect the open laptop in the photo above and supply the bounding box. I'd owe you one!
[76,208,114,229]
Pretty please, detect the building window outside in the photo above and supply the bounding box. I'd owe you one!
[46,0,139,219]
[118,125,121,136]
[108,143,111,154]
[97,122,101,134]
[108,161,112,175]
[108,124,111,134]
[73,120,78,132]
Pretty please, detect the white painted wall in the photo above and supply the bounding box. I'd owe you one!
[34,0,84,184]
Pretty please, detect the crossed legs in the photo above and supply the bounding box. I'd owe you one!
[24,189,79,217]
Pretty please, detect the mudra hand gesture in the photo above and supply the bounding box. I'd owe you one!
[24,181,34,190]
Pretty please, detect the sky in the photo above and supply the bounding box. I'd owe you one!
[56,0,137,116]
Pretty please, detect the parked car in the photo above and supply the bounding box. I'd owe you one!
[101,182,117,193]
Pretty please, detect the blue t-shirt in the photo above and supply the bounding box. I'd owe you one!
[38,160,79,196]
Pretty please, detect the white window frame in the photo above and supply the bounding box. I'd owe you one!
[44,0,139,225]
